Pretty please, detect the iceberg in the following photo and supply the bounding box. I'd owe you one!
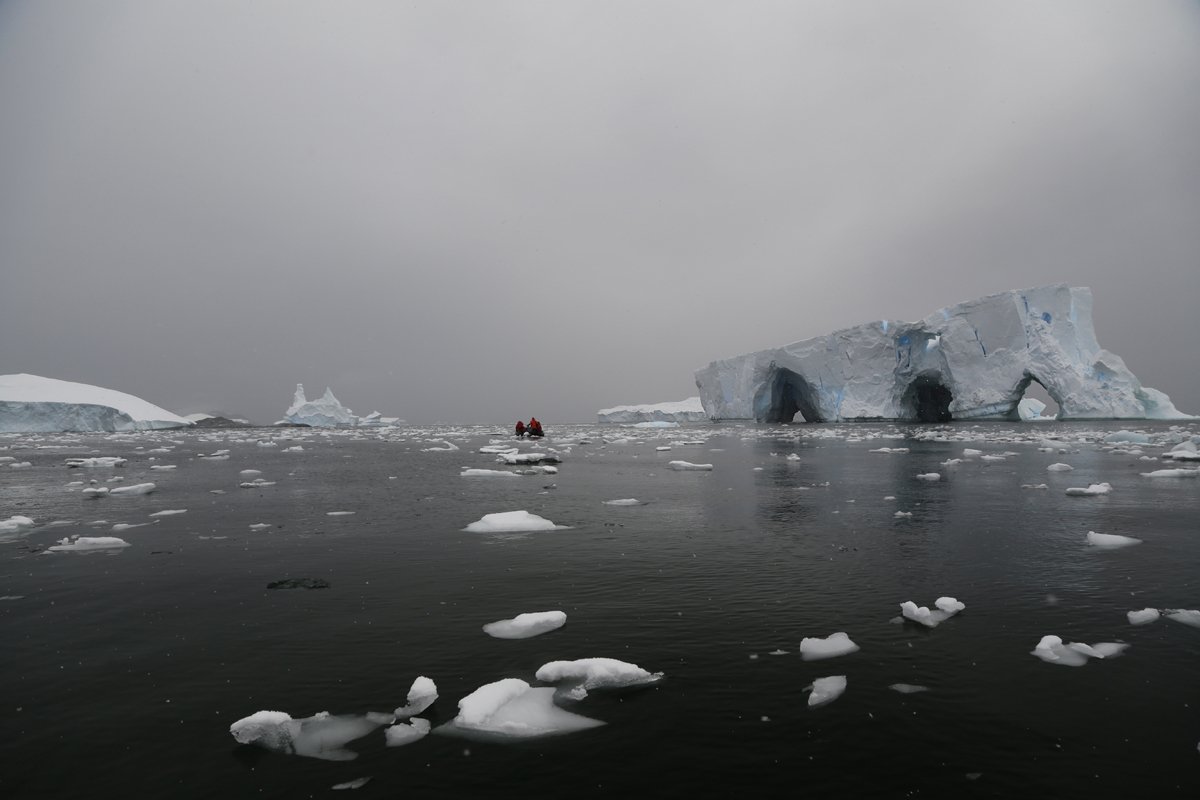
[695,286,1191,422]
[229,710,382,761]
[282,384,358,427]
[439,678,604,739]
[806,675,847,707]
[597,397,708,424]
[0,373,192,432]
[534,657,663,699]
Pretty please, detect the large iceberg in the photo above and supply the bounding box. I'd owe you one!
[695,286,1189,422]
[0,373,192,432]
[596,397,707,424]
[280,384,400,427]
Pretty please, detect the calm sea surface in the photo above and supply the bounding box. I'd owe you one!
[1,421,1197,799]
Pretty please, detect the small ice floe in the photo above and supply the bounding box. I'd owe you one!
[768,649,789,656]
[9,462,32,469]
[422,440,460,452]
[894,511,913,519]
[1105,430,1151,445]
[869,447,909,454]
[483,611,567,639]
[82,486,109,498]
[1165,609,1200,628]
[48,536,131,552]
[940,458,963,468]
[149,509,186,517]
[1030,635,1129,666]
[149,464,176,471]
[535,657,663,700]
[199,450,230,460]
[980,455,1007,464]
[667,461,713,471]
[332,777,373,790]
[256,440,278,448]
[1046,463,1074,472]
[900,597,965,628]
[962,449,982,458]
[1140,468,1199,478]
[0,515,35,535]
[461,468,520,478]
[384,718,430,747]
[240,469,262,477]
[799,632,860,661]
[109,482,156,496]
[499,451,560,465]
[327,511,355,516]
[65,457,126,468]
[603,498,641,506]
[111,522,150,532]
[1066,483,1112,497]
[1127,608,1160,625]
[515,465,558,475]
[463,511,566,533]
[1021,483,1049,490]
[1086,531,1142,549]
[805,676,847,707]
[283,445,304,453]
[229,710,382,760]
[395,676,438,718]
[786,453,802,461]
[248,523,272,531]
[883,495,896,501]
[1161,441,1200,461]
[889,683,929,694]
[915,472,940,481]
[439,678,604,739]
[240,478,276,488]
[655,446,672,451]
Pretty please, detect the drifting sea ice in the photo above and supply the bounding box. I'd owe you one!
[240,479,276,488]
[900,597,966,628]
[48,536,130,552]
[799,632,860,661]
[668,461,713,471]
[1127,608,1161,625]
[1030,635,1129,667]
[1140,468,1199,478]
[535,657,663,699]
[603,498,641,506]
[248,523,271,531]
[109,482,155,496]
[461,469,520,478]
[229,710,381,761]
[64,457,126,468]
[1086,531,1142,549]
[463,511,565,533]
[915,473,940,481]
[395,676,438,718]
[149,464,176,471]
[483,611,567,639]
[384,717,430,747]
[889,683,929,694]
[1046,463,1074,472]
[148,509,186,517]
[0,515,35,535]
[1066,483,1113,497]
[806,676,847,707]
[440,679,604,739]
[1165,609,1200,628]
[499,451,561,465]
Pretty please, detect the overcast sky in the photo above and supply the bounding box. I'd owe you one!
[2,0,1198,424]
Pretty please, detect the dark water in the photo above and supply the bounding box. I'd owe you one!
[1,422,1198,799]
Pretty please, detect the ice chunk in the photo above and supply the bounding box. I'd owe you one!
[900,597,965,628]
[395,676,438,718]
[109,482,156,496]
[463,511,566,533]
[1086,531,1142,549]
[1165,609,1200,628]
[1140,468,1199,478]
[48,536,131,551]
[1031,635,1129,666]
[1066,483,1112,496]
[806,675,847,707]
[149,509,186,517]
[332,777,373,790]
[461,469,520,478]
[799,632,860,661]
[483,611,567,639]
[229,710,381,760]
[915,472,940,481]
[240,478,276,488]
[603,498,641,506]
[441,679,604,739]
[326,511,355,516]
[498,451,561,465]
[1046,463,1074,472]
[667,461,713,471]
[889,683,929,694]
[248,523,271,531]
[1104,430,1151,444]
[65,457,127,468]
[1127,608,1160,625]
[0,515,35,534]
[535,657,663,699]
[384,717,430,747]
[422,440,460,452]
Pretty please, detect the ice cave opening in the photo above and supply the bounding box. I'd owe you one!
[901,374,953,423]
[758,368,824,423]
[1011,374,1061,420]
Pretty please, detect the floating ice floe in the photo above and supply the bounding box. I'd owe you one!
[806,675,847,707]
[1127,608,1160,625]
[1165,609,1200,628]
[463,511,566,533]
[603,498,641,506]
[889,683,929,694]
[498,451,560,465]
[869,447,909,454]
[667,461,713,471]
[1161,441,1200,461]
[1030,635,1129,666]
[461,468,520,478]
[422,440,460,452]
[535,657,663,699]
[1140,468,1199,478]
[149,509,186,517]
[1086,531,1142,549]
[332,777,373,790]
[240,469,261,476]
[48,536,131,552]
[915,472,940,481]
[240,478,276,488]
[326,511,355,516]
[230,710,382,760]
[395,676,438,718]
[894,511,913,518]
[799,632,860,661]
[1046,463,1074,472]
[149,464,176,471]
[65,457,126,468]
[483,611,567,639]
[248,523,271,531]
[439,678,604,739]
[1065,483,1112,497]
[109,482,155,496]
[1021,483,1049,490]
[940,458,963,467]
[111,522,150,532]
[900,597,965,628]
[0,515,35,535]
[384,717,430,747]
[980,455,1007,464]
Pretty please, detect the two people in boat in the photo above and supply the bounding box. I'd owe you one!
[516,417,543,438]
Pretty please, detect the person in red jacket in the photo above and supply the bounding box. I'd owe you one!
[515,420,526,438]
[528,417,543,438]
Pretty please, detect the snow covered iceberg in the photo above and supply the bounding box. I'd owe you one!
[280,384,401,427]
[695,286,1189,422]
[596,397,707,424]
[0,373,192,432]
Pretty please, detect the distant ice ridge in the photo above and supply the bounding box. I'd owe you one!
[0,373,192,432]
[281,384,401,428]
[696,286,1191,422]
[596,397,707,424]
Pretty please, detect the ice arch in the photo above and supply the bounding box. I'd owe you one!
[900,373,953,423]
[755,368,824,423]
[1008,373,1063,421]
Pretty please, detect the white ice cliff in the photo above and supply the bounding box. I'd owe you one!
[695,285,1189,422]
[596,397,707,424]
[0,373,192,432]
